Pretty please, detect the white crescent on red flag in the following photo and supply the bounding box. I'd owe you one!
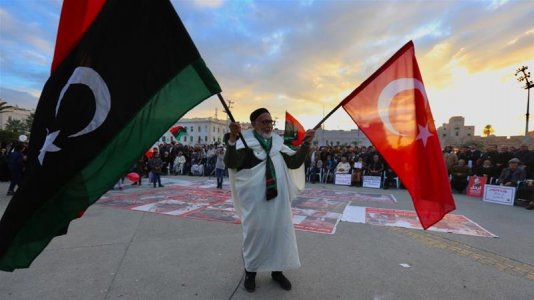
[342,41,455,229]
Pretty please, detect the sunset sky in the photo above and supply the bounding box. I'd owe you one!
[1,0,533,137]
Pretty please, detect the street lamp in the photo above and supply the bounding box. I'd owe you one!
[515,66,534,136]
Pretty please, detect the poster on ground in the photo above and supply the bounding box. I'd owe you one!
[466,176,487,198]
[341,205,497,238]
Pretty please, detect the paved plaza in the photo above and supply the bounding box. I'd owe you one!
[0,176,533,299]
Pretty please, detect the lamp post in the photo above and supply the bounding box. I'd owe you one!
[515,66,534,136]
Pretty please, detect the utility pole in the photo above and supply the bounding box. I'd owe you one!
[515,66,534,136]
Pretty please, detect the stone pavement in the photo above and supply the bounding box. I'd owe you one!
[0,176,533,299]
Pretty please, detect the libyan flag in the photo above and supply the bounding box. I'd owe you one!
[170,125,187,141]
[283,111,306,148]
[0,0,221,271]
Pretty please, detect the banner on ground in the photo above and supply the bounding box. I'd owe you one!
[466,176,487,198]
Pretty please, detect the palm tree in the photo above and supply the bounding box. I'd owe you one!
[483,124,494,137]
[0,100,14,113]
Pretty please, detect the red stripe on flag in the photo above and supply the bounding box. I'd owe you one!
[51,0,106,72]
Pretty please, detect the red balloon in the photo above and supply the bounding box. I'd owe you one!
[127,172,140,182]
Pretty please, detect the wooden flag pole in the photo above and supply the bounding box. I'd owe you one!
[313,102,344,130]
[217,93,248,148]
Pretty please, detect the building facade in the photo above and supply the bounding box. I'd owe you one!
[0,106,33,130]
[437,116,533,148]
[161,117,230,145]
[437,116,475,146]
[312,128,371,147]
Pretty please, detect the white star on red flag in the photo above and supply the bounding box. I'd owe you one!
[416,123,433,147]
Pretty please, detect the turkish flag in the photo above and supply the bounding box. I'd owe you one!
[342,41,455,229]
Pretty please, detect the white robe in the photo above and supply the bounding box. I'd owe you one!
[228,129,304,272]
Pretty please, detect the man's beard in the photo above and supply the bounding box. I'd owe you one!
[261,132,272,139]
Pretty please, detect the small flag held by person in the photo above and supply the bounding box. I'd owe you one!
[283,111,306,148]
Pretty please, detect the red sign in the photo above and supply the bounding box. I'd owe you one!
[466,176,488,198]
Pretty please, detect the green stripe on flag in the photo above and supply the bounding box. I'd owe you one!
[0,59,220,270]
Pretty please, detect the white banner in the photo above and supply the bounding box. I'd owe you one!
[363,175,381,189]
[483,185,515,206]
[334,173,351,185]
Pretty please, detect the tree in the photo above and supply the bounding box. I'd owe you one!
[5,119,26,136]
[0,100,14,113]
[482,124,494,137]
[25,112,34,132]
[0,130,18,145]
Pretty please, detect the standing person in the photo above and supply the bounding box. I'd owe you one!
[225,108,315,293]
[148,148,164,188]
[6,144,25,196]
[215,145,225,189]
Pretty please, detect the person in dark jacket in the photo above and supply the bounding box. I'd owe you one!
[498,158,526,187]
[450,159,471,193]
[6,144,25,195]
[148,148,164,188]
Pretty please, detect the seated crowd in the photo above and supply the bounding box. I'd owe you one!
[305,145,398,189]
[444,144,534,209]
[131,141,225,180]
[130,140,534,209]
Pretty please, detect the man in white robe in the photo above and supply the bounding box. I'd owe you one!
[225,108,314,293]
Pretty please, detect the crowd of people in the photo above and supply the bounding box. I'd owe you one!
[1,140,533,209]
[305,143,534,208]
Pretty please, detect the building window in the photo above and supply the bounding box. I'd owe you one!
[217,127,220,133]
[190,126,193,132]
[190,136,193,142]
[204,136,208,142]
[442,134,446,137]
[467,133,471,136]
[198,126,201,132]
[198,136,201,143]
[455,131,459,137]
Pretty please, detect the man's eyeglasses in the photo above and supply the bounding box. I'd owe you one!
[259,120,276,126]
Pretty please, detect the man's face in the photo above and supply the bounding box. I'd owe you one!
[509,162,518,170]
[252,112,274,138]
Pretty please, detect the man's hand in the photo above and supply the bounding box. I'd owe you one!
[228,122,241,144]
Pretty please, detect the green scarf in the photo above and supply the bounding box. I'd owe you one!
[254,131,277,200]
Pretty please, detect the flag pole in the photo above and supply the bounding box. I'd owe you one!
[217,93,248,148]
[313,102,344,130]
